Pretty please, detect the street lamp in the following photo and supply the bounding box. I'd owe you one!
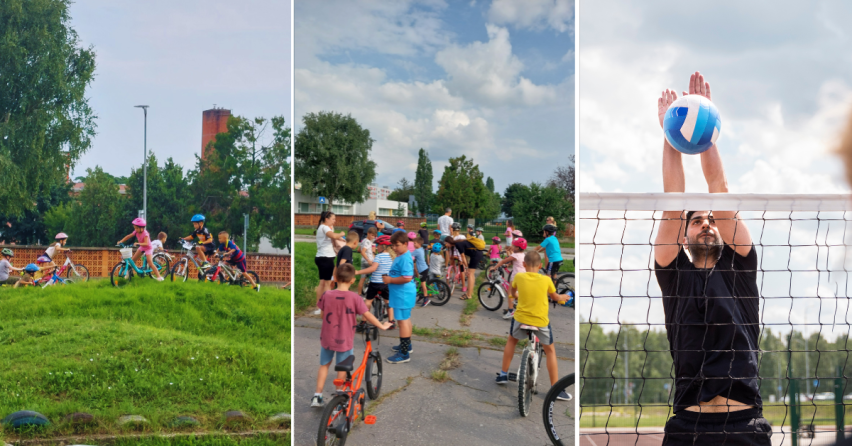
[134,105,149,219]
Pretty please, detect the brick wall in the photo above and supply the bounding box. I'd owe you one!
[295,214,426,229]
[1,245,291,284]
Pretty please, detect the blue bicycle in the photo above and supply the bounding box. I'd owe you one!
[110,243,168,287]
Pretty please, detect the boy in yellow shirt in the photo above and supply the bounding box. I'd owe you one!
[496,251,571,400]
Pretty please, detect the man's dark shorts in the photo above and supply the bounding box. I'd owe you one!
[663,408,771,446]
[366,282,389,301]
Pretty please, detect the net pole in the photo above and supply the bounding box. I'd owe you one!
[788,332,799,446]
[836,365,844,444]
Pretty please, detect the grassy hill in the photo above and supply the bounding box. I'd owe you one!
[0,280,290,441]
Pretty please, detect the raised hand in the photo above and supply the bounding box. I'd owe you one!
[683,71,711,100]
[658,89,678,129]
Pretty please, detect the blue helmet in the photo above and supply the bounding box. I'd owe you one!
[431,243,443,253]
[24,263,39,273]
[191,214,206,222]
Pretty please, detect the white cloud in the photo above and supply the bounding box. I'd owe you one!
[487,0,574,34]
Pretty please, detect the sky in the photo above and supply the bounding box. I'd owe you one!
[68,0,291,179]
[578,1,852,336]
[294,0,574,193]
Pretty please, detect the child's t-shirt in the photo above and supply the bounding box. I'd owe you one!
[135,230,153,254]
[370,252,393,284]
[418,228,430,244]
[512,272,555,327]
[388,252,416,310]
[509,252,526,277]
[318,290,369,352]
[44,242,61,260]
[411,246,428,273]
[336,245,354,266]
[360,238,374,264]
[429,253,445,276]
[0,259,12,281]
[540,235,563,263]
[151,240,164,252]
[218,240,245,262]
[489,244,501,260]
[408,241,415,252]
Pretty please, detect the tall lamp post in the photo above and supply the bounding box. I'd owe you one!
[134,105,149,219]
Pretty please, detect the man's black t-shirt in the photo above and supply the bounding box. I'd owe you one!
[455,240,482,265]
[654,244,761,413]
[336,245,353,267]
[418,228,430,244]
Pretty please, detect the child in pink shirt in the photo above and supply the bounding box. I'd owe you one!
[117,217,164,281]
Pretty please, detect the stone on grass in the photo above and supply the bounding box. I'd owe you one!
[1,411,50,430]
[117,415,149,428]
[268,412,291,426]
[168,416,200,428]
[222,410,252,426]
[62,412,96,426]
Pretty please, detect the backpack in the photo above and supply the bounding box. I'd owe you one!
[466,234,485,250]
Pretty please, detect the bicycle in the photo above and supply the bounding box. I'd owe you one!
[476,272,510,311]
[446,262,465,296]
[203,254,261,290]
[413,274,451,306]
[316,325,382,445]
[542,373,574,446]
[34,251,90,286]
[169,239,212,282]
[516,324,545,417]
[33,266,73,287]
[109,243,168,287]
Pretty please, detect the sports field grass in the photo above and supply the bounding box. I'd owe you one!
[0,280,290,441]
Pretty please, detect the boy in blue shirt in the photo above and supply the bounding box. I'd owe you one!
[383,231,417,364]
[536,224,563,283]
[217,231,259,291]
[412,236,430,307]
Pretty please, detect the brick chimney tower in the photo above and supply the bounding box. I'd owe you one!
[201,107,231,160]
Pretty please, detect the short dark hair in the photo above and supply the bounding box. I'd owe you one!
[158,232,167,241]
[390,231,409,245]
[442,236,455,246]
[414,236,424,244]
[684,211,710,236]
[367,227,377,236]
[445,208,452,214]
[336,263,355,283]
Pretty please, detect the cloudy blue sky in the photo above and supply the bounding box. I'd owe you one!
[579,1,852,337]
[68,0,291,179]
[580,1,852,194]
[295,0,573,193]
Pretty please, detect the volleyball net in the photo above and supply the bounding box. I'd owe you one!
[579,192,852,446]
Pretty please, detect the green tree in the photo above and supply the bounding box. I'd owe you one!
[252,116,292,251]
[501,183,528,217]
[413,148,433,216]
[0,0,97,217]
[433,155,490,220]
[66,167,126,246]
[125,154,191,247]
[387,177,415,202]
[0,181,71,245]
[510,183,573,242]
[547,154,575,203]
[486,176,495,193]
[295,111,376,208]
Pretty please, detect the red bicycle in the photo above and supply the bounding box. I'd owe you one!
[317,325,382,445]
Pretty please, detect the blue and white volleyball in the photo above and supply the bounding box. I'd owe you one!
[663,95,721,154]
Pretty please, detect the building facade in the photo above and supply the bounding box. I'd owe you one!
[294,184,408,217]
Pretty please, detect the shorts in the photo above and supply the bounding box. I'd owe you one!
[546,261,563,278]
[36,255,52,263]
[228,258,247,272]
[361,257,373,270]
[319,347,354,366]
[394,308,412,321]
[202,243,216,255]
[315,256,335,281]
[419,270,429,283]
[0,277,19,285]
[662,408,771,446]
[468,251,484,270]
[509,319,554,345]
[366,282,389,301]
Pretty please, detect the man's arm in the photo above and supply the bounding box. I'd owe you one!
[655,88,686,267]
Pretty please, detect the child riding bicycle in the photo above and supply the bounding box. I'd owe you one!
[181,214,215,269]
[117,218,165,281]
[216,231,258,291]
[36,233,70,278]
[15,263,42,288]
[489,237,528,319]
[412,236,429,307]
[312,263,391,408]
[535,224,563,282]
[495,251,570,401]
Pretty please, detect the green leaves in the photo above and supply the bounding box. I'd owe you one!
[434,155,491,220]
[510,182,574,242]
[414,148,433,216]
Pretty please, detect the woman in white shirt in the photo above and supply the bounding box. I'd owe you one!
[314,211,345,315]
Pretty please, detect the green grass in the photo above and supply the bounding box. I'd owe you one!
[295,242,319,313]
[93,434,288,446]
[0,280,290,440]
[294,228,316,236]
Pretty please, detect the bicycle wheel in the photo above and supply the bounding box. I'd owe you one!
[66,264,89,282]
[365,352,383,400]
[518,348,534,417]
[426,278,451,306]
[152,253,171,278]
[486,265,503,281]
[316,394,349,446]
[542,373,574,446]
[239,270,261,290]
[477,281,505,311]
[554,273,574,296]
[170,258,189,283]
[371,298,384,323]
[110,262,133,288]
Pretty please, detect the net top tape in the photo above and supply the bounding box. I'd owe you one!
[579,192,852,212]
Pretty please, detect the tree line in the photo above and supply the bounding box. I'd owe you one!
[581,320,852,406]
[294,111,574,241]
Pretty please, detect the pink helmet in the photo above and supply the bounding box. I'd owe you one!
[492,236,501,243]
[55,232,68,240]
[512,229,523,237]
[407,231,416,239]
[132,217,147,227]
[512,237,528,251]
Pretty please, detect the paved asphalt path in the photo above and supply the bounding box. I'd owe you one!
[293,274,576,445]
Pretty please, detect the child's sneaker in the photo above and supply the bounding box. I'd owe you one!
[255,284,261,292]
[391,344,413,354]
[502,309,515,320]
[155,277,164,282]
[386,352,410,364]
[421,298,431,308]
[310,394,324,407]
[556,391,572,401]
[495,372,509,384]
